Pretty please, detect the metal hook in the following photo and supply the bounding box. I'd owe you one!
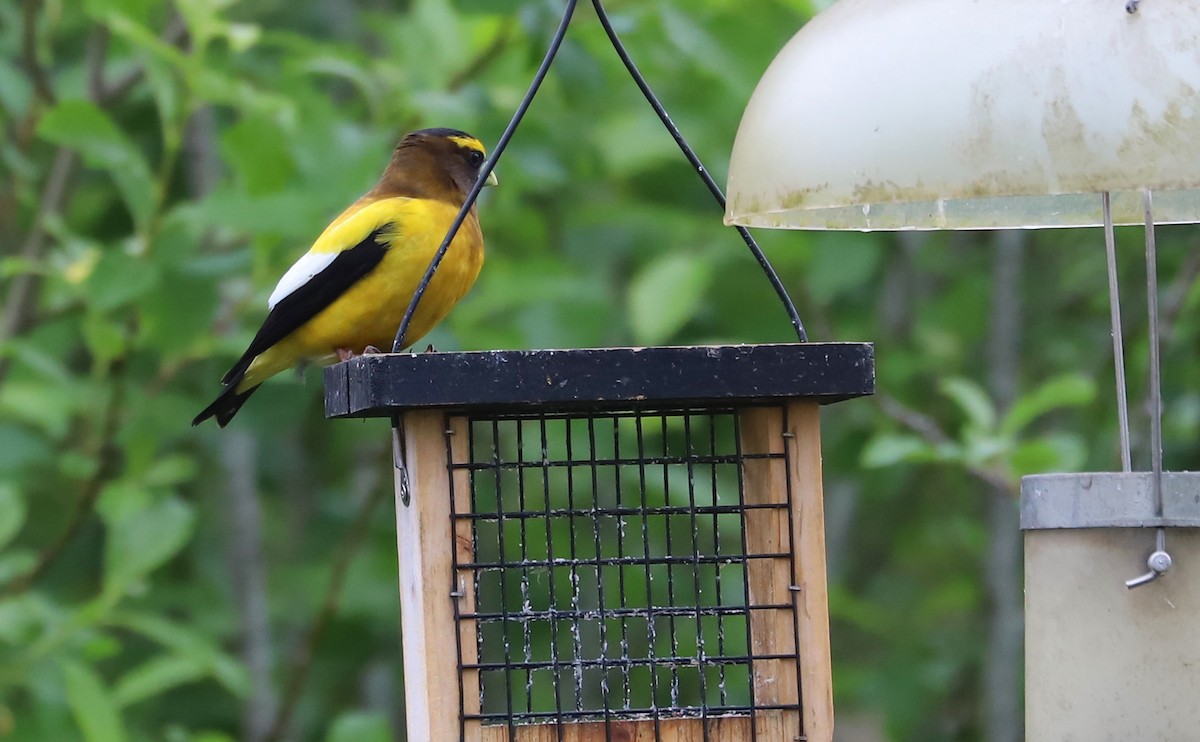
[1126,529,1172,588]
[392,415,411,507]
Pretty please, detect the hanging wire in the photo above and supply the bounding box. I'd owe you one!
[1144,190,1164,523]
[589,0,807,342]
[1125,189,1173,589]
[391,0,579,352]
[389,0,579,504]
[391,0,808,352]
[1101,192,1133,472]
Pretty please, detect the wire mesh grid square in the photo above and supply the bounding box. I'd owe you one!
[447,406,806,739]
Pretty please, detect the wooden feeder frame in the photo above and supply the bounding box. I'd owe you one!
[325,342,874,742]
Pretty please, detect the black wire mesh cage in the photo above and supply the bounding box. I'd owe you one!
[325,345,874,741]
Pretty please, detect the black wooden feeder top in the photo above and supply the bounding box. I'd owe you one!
[323,342,874,418]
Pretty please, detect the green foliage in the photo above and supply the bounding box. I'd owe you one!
[628,251,714,344]
[64,661,128,742]
[3,0,1199,741]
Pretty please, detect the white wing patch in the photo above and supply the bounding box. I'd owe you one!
[267,251,339,309]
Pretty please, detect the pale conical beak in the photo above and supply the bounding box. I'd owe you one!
[485,170,498,187]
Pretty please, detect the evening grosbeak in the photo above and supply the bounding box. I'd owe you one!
[193,128,495,427]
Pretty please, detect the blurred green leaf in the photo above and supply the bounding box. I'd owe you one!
[628,251,713,345]
[107,612,251,698]
[325,711,395,742]
[0,59,32,117]
[221,116,298,195]
[805,235,881,304]
[0,594,46,645]
[64,661,128,742]
[940,377,996,432]
[103,496,195,594]
[0,380,77,439]
[1001,373,1097,437]
[85,250,160,312]
[659,5,749,90]
[82,0,162,24]
[1010,434,1088,477]
[0,423,51,473]
[37,100,157,229]
[0,483,26,551]
[960,433,1007,468]
[861,433,937,468]
[114,654,206,707]
[0,548,36,586]
[82,313,130,367]
[175,0,243,50]
[140,455,199,487]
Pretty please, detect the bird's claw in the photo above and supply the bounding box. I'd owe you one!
[424,343,436,353]
[337,346,385,362]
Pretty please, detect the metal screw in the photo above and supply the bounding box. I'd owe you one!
[1126,0,1140,13]
[1148,550,1173,573]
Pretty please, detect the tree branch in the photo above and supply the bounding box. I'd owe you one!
[0,147,78,389]
[874,392,1015,495]
[21,0,56,105]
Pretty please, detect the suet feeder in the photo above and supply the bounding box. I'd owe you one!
[322,1,875,741]
[325,345,872,741]
[724,0,1200,737]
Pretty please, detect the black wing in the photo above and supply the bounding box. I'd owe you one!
[219,226,392,387]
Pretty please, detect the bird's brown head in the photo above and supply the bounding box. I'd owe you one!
[371,128,496,204]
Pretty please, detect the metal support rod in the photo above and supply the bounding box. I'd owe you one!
[391,0,579,353]
[1101,192,1133,473]
[1126,189,1172,590]
[387,0,580,489]
[390,0,807,352]
[590,0,807,342]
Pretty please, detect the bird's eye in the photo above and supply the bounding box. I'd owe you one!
[466,150,484,167]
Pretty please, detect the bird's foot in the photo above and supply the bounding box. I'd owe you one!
[424,343,437,353]
[337,346,385,362]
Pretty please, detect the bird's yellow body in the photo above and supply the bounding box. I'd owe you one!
[194,127,493,427]
[235,197,484,392]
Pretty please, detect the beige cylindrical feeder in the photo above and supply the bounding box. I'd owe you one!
[724,0,1200,738]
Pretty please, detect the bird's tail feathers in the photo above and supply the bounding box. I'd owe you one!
[219,349,258,387]
[192,382,259,427]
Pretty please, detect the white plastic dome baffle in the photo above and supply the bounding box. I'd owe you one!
[723,1,1200,739]
[724,0,1200,231]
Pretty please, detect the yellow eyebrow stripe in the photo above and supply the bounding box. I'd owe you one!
[448,135,486,153]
